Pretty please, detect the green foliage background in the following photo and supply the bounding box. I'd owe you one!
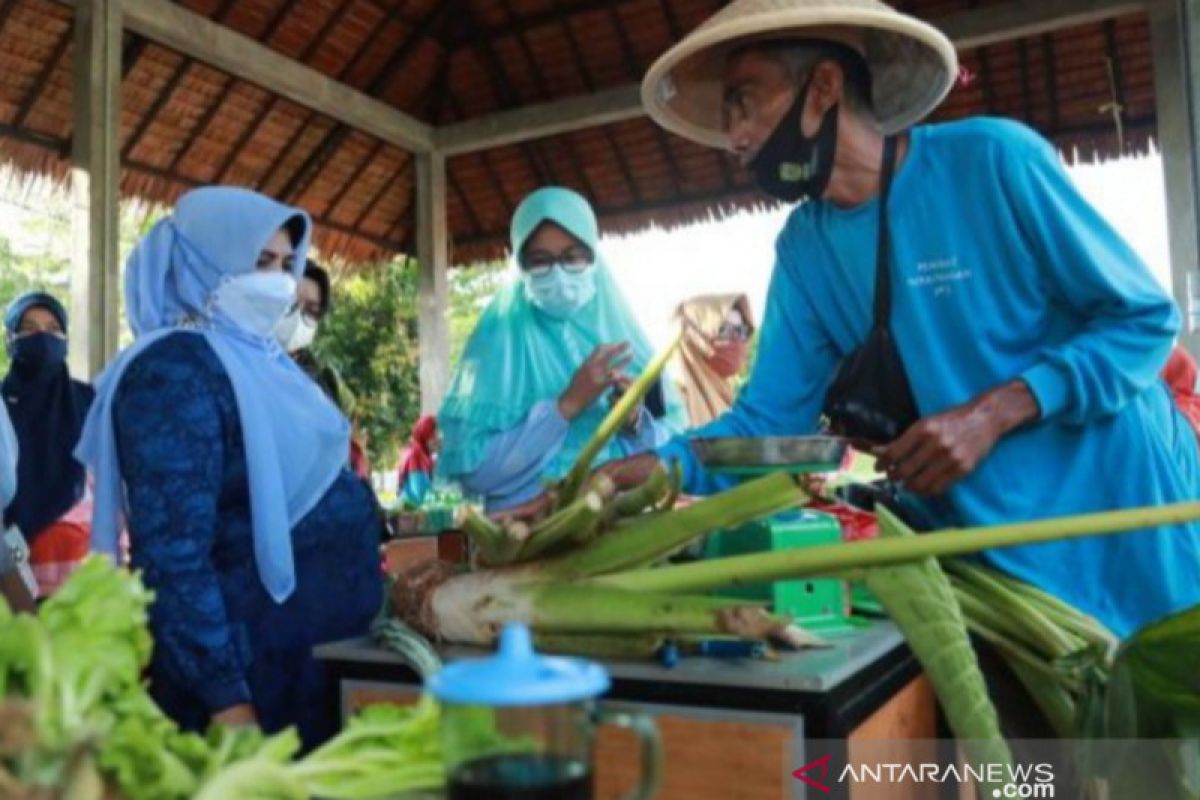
[312,259,422,469]
[0,190,159,346]
[308,258,506,469]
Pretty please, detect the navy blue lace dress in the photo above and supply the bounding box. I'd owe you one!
[113,332,382,747]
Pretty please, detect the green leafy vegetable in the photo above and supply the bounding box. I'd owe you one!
[1077,604,1200,799]
[1,558,445,799]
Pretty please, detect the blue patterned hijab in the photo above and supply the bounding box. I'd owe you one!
[438,187,683,481]
[76,187,350,602]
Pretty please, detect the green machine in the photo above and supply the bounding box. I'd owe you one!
[703,509,858,634]
[690,436,881,633]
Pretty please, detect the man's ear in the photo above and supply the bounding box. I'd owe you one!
[802,60,844,134]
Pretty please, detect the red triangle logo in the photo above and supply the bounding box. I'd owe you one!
[791,754,833,793]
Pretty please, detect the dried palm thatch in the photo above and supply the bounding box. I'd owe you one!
[0,0,1161,266]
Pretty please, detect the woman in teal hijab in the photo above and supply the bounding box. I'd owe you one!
[438,187,682,511]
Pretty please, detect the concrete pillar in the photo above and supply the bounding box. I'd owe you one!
[70,0,122,377]
[1152,0,1200,354]
[415,151,450,413]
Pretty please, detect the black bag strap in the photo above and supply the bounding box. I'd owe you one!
[871,135,900,327]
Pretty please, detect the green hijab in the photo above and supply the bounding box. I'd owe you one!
[438,187,683,480]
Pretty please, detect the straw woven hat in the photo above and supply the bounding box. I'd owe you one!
[641,0,958,148]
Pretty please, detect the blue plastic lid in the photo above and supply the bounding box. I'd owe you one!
[427,624,611,707]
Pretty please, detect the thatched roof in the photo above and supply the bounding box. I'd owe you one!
[0,0,1156,265]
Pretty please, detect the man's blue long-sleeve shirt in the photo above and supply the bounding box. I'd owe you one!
[661,118,1200,638]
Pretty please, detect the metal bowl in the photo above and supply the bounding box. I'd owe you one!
[690,436,849,474]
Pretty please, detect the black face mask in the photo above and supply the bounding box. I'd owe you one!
[10,332,68,379]
[749,75,840,203]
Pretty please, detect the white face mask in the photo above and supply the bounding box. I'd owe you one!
[274,306,318,353]
[522,266,597,319]
[213,271,297,339]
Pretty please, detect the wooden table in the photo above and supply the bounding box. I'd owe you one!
[316,621,939,800]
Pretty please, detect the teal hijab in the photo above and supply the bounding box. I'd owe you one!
[438,187,682,481]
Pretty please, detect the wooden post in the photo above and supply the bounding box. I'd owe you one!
[70,0,121,377]
[415,151,450,413]
[1152,0,1200,354]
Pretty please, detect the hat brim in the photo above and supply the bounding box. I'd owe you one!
[641,7,958,148]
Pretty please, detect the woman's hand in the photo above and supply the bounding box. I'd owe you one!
[558,342,632,421]
[608,375,643,433]
[596,453,663,491]
[211,703,258,728]
[490,491,554,525]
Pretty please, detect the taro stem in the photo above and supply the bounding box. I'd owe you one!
[557,336,681,507]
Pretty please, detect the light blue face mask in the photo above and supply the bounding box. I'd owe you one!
[522,266,597,319]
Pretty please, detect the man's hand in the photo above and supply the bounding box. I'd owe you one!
[559,343,632,421]
[596,452,663,491]
[211,703,258,728]
[874,380,1039,496]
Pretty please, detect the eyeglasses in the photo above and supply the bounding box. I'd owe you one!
[717,322,752,341]
[521,248,594,278]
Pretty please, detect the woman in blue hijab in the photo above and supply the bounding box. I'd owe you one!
[75,186,381,747]
[438,187,683,511]
[2,292,95,595]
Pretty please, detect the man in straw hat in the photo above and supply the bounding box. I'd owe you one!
[607,0,1200,652]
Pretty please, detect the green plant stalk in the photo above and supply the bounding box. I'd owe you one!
[517,492,605,561]
[612,464,669,517]
[565,512,607,549]
[492,521,531,564]
[583,472,618,503]
[460,507,510,563]
[555,472,806,579]
[613,511,663,531]
[952,588,1082,691]
[528,584,781,636]
[951,579,1048,651]
[947,561,1117,678]
[657,458,683,513]
[862,507,1012,791]
[557,336,681,506]
[1005,659,1079,740]
[946,560,1083,659]
[370,618,442,679]
[598,501,1200,594]
[981,564,1118,658]
[295,766,446,800]
[1032,604,1117,663]
[958,607,1079,739]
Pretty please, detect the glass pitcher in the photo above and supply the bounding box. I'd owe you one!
[428,624,662,800]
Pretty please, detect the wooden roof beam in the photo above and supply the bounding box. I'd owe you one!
[436,0,1144,156]
[447,0,640,47]
[940,0,1143,51]
[214,0,403,184]
[54,0,434,153]
[436,85,643,156]
[273,0,461,202]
